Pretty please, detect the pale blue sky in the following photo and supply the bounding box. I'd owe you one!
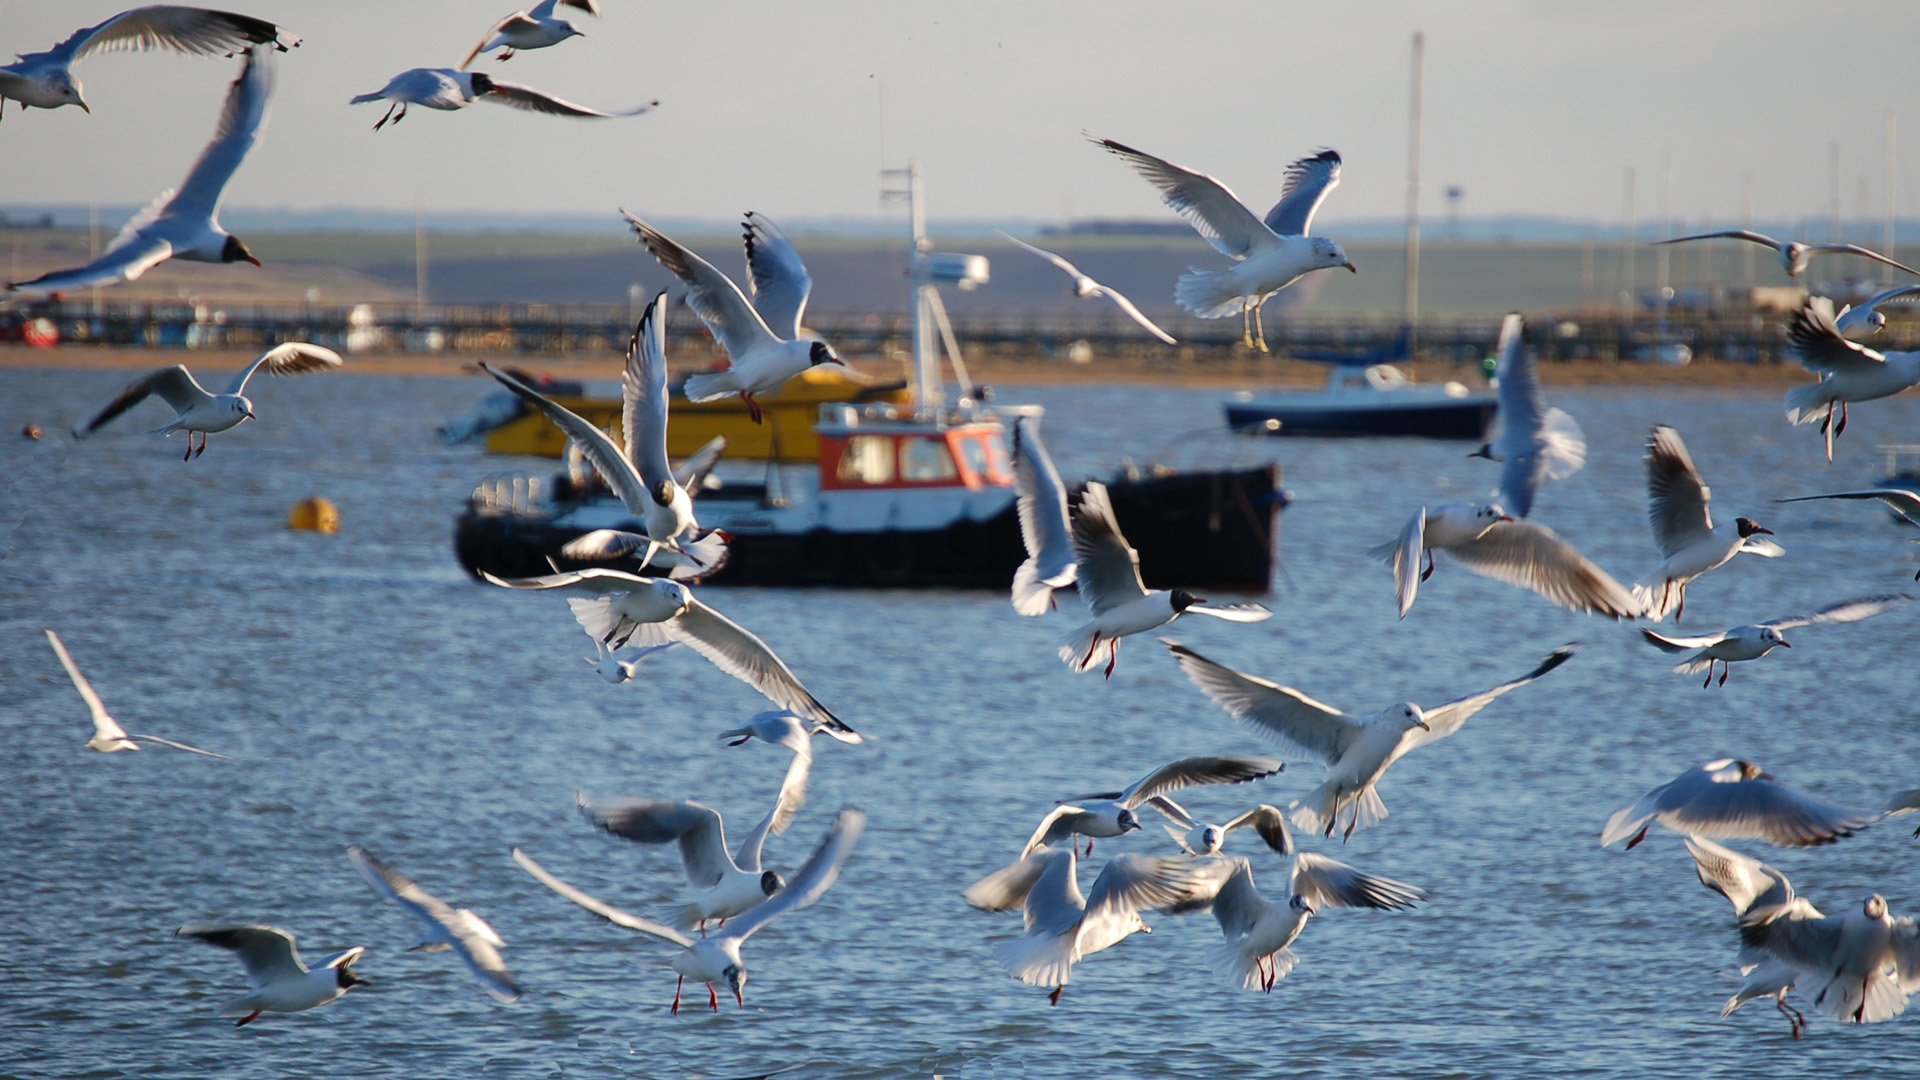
[5,1,1920,230]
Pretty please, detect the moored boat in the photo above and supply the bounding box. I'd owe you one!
[1225,362,1497,440]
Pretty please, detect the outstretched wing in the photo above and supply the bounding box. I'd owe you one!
[1763,593,1911,633]
[652,598,849,734]
[481,80,655,119]
[1409,645,1577,748]
[9,235,173,295]
[53,6,296,62]
[1162,640,1358,764]
[165,47,274,225]
[73,365,209,435]
[1646,425,1714,557]
[1009,414,1077,615]
[622,292,677,493]
[742,212,812,340]
[222,343,342,396]
[1445,521,1643,619]
[1070,481,1147,615]
[575,796,736,889]
[1262,149,1341,237]
[1094,137,1275,259]
[1776,488,1920,528]
[1110,755,1286,810]
[511,847,694,947]
[715,809,865,945]
[482,363,650,516]
[1289,851,1424,911]
[1787,296,1887,377]
[622,212,779,359]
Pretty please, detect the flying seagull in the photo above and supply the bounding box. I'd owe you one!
[1371,503,1642,620]
[460,0,599,68]
[346,846,519,1003]
[1008,413,1076,616]
[176,924,367,1026]
[45,630,226,758]
[1601,759,1878,849]
[1782,296,1920,461]
[1656,229,1920,279]
[1639,594,1911,686]
[0,5,297,119]
[351,68,653,131]
[7,47,274,294]
[1470,313,1586,518]
[1636,425,1781,622]
[71,344,341,458]
[989,845,1195,1005]
[1683,836,1809,1037]
[1835,284,1920,336]
[995,231,1176,345]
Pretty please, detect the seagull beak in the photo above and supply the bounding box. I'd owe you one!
[1778,640,1791,648]
[1342,260,1357,273]
[243,408,256,420]
[1413,718,1431,731]
[1754,526,1774,536]
[78,101,91,115]
[1498,514,1516,522]
[243,253,262,267]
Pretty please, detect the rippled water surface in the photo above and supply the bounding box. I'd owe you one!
[3,365,1918,1079]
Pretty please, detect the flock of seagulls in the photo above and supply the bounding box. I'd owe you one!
[13,1,1920,1043]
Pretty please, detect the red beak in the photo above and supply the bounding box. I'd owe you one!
[243,254,263,267]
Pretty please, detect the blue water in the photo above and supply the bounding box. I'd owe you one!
[2,363,1917,1078]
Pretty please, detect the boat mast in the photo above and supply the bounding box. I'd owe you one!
[1403,31,1423,356]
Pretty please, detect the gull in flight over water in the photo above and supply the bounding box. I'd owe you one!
[346,846,520,1003]
[1371,502,1642,620]
[71,344,341,458]
[575,791,797,934]
[1163,804,1296,859]
[460,0,599,68]
[1639,594,1911,687]
[987,844,1195,1005]
[7,48,273,294]
[1782,296,1920,461]
[1601,759,1879,850]
[1094,138,1352,352]
[514,808,863,1013]
[1165,639,1576,840]
[0,5,297,119]
[1683,836,1810,1037]
[1656,228,1920,279]
[351,68,653,130]
[1009,414,1076,616]
[1059,480,1270,677]
[586,641,677,683]
[1636,425,1781,622]
[623,212,843,423]
[995,232,1176,345]
[176,924,367,1026]
[1776,487,1920,579]
[1469,313,1586,518]
[1835,284,1920,336]
[45,630,226,758]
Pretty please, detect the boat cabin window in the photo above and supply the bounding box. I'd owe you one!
[956,436,988,478]
[837,435,895,484]
[900,436,958,482]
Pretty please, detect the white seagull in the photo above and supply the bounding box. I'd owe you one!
[350,68,653,131]
[7,48,273,294]
[575,788,800,932]
[586,641,678,683]
[1636,425,1781,622]
[482,313,730,574]
[1163,804,1295,859]
[1094,138,1353,352]
[1776,487,1920,580]
[1017,755,1286,860]
[1180,854,1423,993]
[623,212,843,423]
[1166,640,1576,840]
[1783,296,1920,461]
[1640,594,1911,687]
[717,707,863,750]
[71,344,341,459]
[514,808,864,1014]
[742,211,820,342]
[1059,480,1270,677]
[1885,788,1920,836]
[459,0,599,68]
[1470,313,1586,518]
[1601,759,1878,850]
[1835,284,1920,336]
[176,924,367,1026]
[1008,413,1076,616]
[1656,229,1920,279]
[989,845,1195,1005]
[345,846,519,1004]
[481,567,852,736]
[1371,503,1642,620]
[1683,836,1810,1037]
[0,5,297,119]
[45,630,226,758]
[995,232,1176,345]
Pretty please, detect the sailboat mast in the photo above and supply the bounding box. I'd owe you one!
[1404,31,1423,352]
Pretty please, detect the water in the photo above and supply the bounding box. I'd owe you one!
[2,365,1916,1078]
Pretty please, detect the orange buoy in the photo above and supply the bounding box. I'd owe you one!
[288,496,339,534]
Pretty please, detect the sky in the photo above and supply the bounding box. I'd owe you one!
[6,1,1920,232]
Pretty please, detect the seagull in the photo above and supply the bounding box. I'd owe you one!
[741,211,821,342]
[1601,759,1878,850]
[176,924,367,1026]
[717,707,863,750]
[1009,413,1076,616]
[1469,313,1586,518]
[1775,487,1920,579]
[459,0,599,68]
[1683,836,1809,1037]
[1023,755,1286,859]
[1885,789,1920,836]
[988,845,1195,1005]
[482,310,730,574]
[1165,639,1576,840]
[586,641,678,683]
[514,808,864,1014]
[1094,138,1353,353]
[350,68,654,131]
[345,846,519,1004]
[45,630,226,758]
[995,232,1176,345]
[1782,296,1920,461]
[576,787,803,932]
[1636,425,1782,622]
[1059,480,1270,677]
[622,212,842,424]
[480,567,851,735]
[1835,284,1920,336]
[1163,804,1295,859]
[70,344,341,459]
[6,48,273,294]
[1370,503,1642,620]
[0,5,297,119]
[1655,229,1920,279]
[1639,594,1912,687]
[1177,854,1423,993]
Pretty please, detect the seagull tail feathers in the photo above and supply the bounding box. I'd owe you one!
[671,903,706,935]
[1783,381,1837,427]
[681,370,736,404]
[1057,625,1115,673]
[994,932,1075,988]
[1289,784,1387,837]
[1537,408,1588,481]
[1363,538,1402,567]
[1174,268,1251,319]
[1208,941,1298,991]
[1011,559,1070,617]
[1630,583,1673,623]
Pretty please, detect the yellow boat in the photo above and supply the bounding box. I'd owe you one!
[483,364,911,462]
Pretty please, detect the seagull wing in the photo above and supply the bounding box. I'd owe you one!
[1409,644,1578,748]
[715,809,865,945]
[1220,804,1295,856]
[511,848,694,947]
[742,212,812,340]
[1640,628,1729,652]
[1262,149,1342,237]
[1805,243,1920,278]
[1653,768,1877,847]
[1656,229,1781,251]
[1078,854,1195,956]
[622,292,677,494]
[1382,506,1425,618]
[1094,137,1276,259]
[672,436,727,492]
[481,79,653,118]
[622,213,779,358]
[348,844,518,1000]
[1289,851,1425,911]
[1763,593,1912,632]
[127,733,228,758]
[1095,285,1178,345]
[1111,755,1286,810]
[482,364,650,515]
[73,365,209,436]
[1739,901,1844,979]
[178,924,307,985]
[1776,488,1920,528]
[1180,602,1273,623]
[1014,847,1086,935]
[575,796,737,888]
[54,6,295,62]
[1646,425,1715,557]
[164,48,273,226]
[480,566,654,594]
[998,230,1086,279]
[664,598,848,734]
[1208,858,1271,940]
[1444,520,1643,618]
[458,14,533,70]
[1070,481,1147,615]
[1787,296,1888,376]
[963,850,1054,912]
[1019,805,1099,859]
[222,343,342,396]
[1010,415,1077,615]
[45,629,124,742]
[1162,640,1360,763]
[1684,836,1795,915]
[9,235,173,295]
